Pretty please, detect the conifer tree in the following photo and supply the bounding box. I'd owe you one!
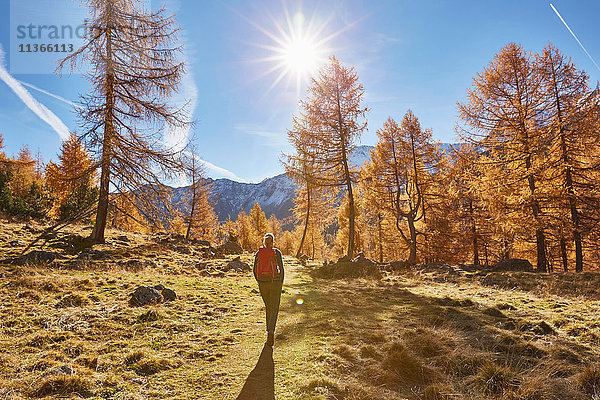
[267,214,283,242]
[283,149,316,257]
[363,113,438,264]
[182,149,218,241]
[46,133,98,219]
[236,210,252,250]
[536,44,599,272]
[110,193,148,233]
[285,56,368,258]
[248,202,268,248]
[59,0,189,243]
[458,43,550,271]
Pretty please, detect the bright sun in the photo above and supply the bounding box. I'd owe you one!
[249,9,334,96]
[283,37,319,76]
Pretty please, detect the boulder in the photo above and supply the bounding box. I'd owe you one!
[129,286,163,307]
[173,245,191,254]
[218,241,243,255]
[388,260,411,271]
[224,256,251,272]
[45,364,73,376]
[117,259,157,270]
[162,288,177,301]
[337,255,352,263]
[490,259,533,272]
[351,252,375,265]
[13,251,60,265]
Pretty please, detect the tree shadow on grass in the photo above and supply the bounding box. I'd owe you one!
[277,276,596,399]
[236,344,275,400]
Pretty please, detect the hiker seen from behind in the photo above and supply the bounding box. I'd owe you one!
[253,233,284,347]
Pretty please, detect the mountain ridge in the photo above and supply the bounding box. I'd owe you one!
[175,144,455,221]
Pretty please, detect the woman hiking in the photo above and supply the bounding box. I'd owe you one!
[253,233,284,346]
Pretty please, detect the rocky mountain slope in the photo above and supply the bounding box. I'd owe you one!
[174,144,454,221]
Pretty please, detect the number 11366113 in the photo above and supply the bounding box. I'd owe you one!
[18,43,74,53]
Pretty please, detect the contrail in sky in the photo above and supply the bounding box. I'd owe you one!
[18,80,82,110]
[0,44,70,140]
[550,3,600,73]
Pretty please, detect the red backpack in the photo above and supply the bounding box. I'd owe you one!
[256,246,278,280]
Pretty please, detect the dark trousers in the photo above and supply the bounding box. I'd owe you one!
[258,280,282,333]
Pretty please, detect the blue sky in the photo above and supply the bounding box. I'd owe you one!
[1,0,599,183]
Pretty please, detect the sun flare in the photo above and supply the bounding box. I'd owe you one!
[283,37,319,76]
[246,7,339,97]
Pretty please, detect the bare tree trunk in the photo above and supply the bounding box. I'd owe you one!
[525,149,547,272]
[484,242,488,266]
[565,160,583,272]
[377,212,383,263]
[560,235,568,272]
[470,200,480,266]
[408,216,417,264]
[92,9,114,244]
[185,186,196,240]
[296,185,311,258]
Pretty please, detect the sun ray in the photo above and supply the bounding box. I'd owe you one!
[234,2,363,98]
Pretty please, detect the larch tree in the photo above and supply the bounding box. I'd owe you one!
[458,43,550,272]
[248,202,268,248]
[58,0,189,243]
[536,44,599,272]
[235,210,252,250]
[282,144,318,257]
[267,214,283,242]
[183,149,218,242]
[445,144,487,265]
[363,113,438,264]
[46,132,98,220]
[286,56,368,258]
[283,150,333,258]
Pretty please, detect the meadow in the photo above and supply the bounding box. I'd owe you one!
[1,221,600,399]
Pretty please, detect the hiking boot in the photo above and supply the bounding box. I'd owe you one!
[267,331,274,346]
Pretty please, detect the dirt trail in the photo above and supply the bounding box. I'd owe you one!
[215,257,310,400]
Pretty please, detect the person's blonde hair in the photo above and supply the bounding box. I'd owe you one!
[263,233,274,246]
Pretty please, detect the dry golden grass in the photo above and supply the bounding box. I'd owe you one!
[1,220,600,399]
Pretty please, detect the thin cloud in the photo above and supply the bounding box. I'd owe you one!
[233,123,287,147]
[163,0,198,153]
[0,44,71,140]
[550,3,600,73]
[185,150,245,182]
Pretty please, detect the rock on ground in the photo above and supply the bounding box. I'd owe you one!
[223,257,251,272]
[11,251,61,265]
[129,286,163,307]
[218,241,243,255]
[489,258,533,272]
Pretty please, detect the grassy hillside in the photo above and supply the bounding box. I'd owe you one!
[1,221,600,399]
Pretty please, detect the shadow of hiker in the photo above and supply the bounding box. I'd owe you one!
[236,344,275,400]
